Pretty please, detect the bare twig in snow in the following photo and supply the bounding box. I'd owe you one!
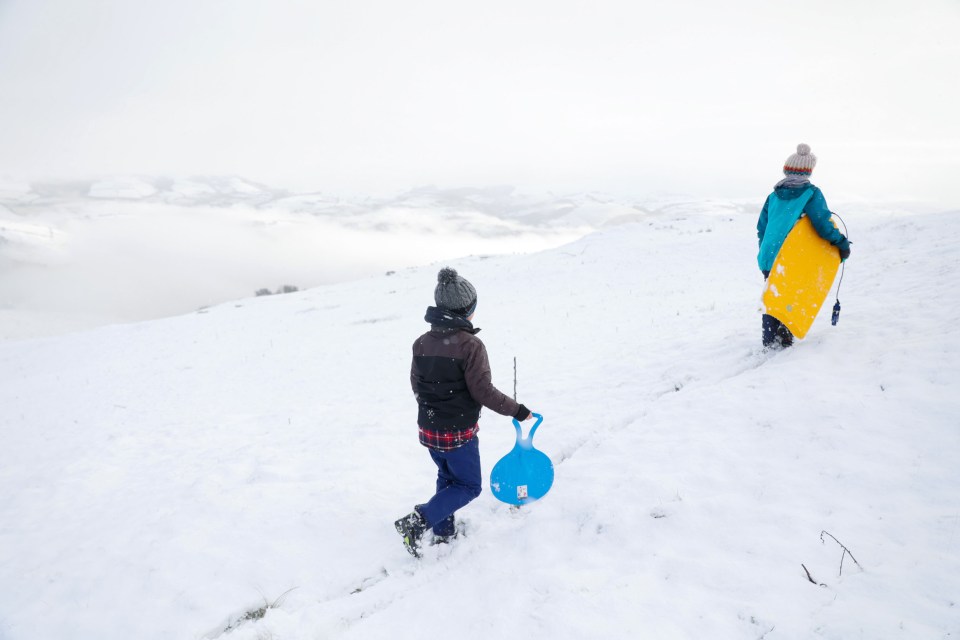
[821,530,863,576]
[802,563,826,586]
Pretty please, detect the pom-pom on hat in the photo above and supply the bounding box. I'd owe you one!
[434,267,477,316]
[783,143,817,177]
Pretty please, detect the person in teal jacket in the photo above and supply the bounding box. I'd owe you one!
[756,143,851,348]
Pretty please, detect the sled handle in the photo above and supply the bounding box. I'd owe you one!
[512,412,544,445]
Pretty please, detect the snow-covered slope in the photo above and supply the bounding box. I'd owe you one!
[1,205,958,639]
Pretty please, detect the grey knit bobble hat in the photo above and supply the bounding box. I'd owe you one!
[434,267,477,316]
[783,143,817,177]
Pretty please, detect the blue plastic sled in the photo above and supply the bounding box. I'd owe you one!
[490,413,554,506]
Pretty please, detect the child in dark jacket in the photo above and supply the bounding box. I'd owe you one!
[394,267,534,557]
[756,143,851,348]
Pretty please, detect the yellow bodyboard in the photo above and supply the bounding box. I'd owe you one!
[762,216,841,340]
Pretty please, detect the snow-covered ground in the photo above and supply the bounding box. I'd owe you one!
[1,195,958,639]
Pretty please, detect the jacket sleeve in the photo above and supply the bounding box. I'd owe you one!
[410,340,419,398]
[805,188,849,250]
[462,338,525,419]
[757,196,770,247]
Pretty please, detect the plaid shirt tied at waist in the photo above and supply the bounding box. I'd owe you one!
[418,423,479,451]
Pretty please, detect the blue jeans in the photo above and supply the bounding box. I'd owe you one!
[418,437,482,536]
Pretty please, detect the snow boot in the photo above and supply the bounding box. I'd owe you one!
[394,508,428,558]
[432,531,458,545]
[429,514,457,545]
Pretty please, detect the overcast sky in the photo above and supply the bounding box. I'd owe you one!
[1,0,958,204]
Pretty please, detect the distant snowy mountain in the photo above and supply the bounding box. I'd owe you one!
[0,178,732,340]
[1,176,756,227]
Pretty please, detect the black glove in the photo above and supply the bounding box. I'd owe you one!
[835,235,851,262]
[514,404,533,421]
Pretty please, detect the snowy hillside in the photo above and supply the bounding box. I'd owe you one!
[1,204,959,639]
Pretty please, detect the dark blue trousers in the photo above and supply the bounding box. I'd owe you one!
[761,270,794,348]
[419,437,482,537]
[762,313,794,348]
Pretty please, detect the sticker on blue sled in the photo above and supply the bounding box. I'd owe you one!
[490,413,554,506]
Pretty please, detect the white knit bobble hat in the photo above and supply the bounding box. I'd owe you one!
[783,143,817,177]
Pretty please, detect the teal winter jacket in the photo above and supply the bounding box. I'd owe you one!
[756,184,848,272]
